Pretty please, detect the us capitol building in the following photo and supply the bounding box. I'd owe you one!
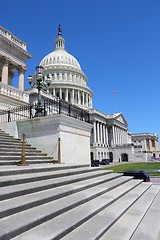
[0,25,159,163]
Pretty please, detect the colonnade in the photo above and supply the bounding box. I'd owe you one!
[0,57,26,91]
[51,72,86,86]
[111,125,128,146]
[49,88,92,108]
[93,121,109,146]
[134,138,157,151]
[93,121,128,147]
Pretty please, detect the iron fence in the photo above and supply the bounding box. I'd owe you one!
[0,99,90,123]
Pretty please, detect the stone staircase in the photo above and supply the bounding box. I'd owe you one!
[0,165,159,240]
[0,129,53,165]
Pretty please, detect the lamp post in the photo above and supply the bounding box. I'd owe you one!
[27,65,51,117]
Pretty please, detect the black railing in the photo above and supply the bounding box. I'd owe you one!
[0,99,90,123]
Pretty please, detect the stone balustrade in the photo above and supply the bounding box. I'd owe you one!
[0,82,29,103]
[0,26,27,50]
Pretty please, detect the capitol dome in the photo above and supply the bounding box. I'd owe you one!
[40,28,81,71]
[40,49,81,70]
[38,25,93,109]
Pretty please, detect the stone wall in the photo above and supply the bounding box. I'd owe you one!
[0,114,92,165]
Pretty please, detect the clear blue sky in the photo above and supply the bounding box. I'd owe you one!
[1,0,160,138]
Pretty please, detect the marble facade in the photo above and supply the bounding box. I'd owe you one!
[0,26,31,108]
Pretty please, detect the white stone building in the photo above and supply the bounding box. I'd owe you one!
[132,133,160,161]
[30,26,135,163]
[0,25,159,164]
[0,26,32,109]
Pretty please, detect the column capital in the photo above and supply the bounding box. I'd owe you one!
[1,56,11,66]
[18,66,27,74]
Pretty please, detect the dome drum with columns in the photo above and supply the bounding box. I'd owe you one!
[39,25,93,109]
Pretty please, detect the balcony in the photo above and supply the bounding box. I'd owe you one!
[0,82,29,104]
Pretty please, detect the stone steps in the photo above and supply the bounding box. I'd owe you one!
[130,190,160,240]
[10,180,147,240]
[0,164,159,239]
[0,173,122,220]
[100,184,160,240]
[0,167,108,186]
[0,129,54,165]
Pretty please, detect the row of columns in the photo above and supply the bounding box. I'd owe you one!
[51,72,85,85]
[112,125,128,146]
[93,121,109,146]
[93,121,128,147]
[134,139,156,151]
[1,57,26,91]
[49,88,92,108]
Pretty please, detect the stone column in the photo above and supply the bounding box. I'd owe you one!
[93,121,97,144]
[105,126,108,146]
[120,128,122,145]
[115,126,117,145]
[97,122,100,144]
[119,128,121,145]
[112,125,115,146]
[88,95,91,107]
[1,57,10,85]
[78,90,80,105]
[117,128,119,145]
[71,89,74,104]
[86,94,89,107]
[103,124,106,146]
[90,96,92,108]
[54,73,57,81]
[53,88,56,96]
[18,66,26,91]
[82,92,84,106]
[65,89,68,102]
[59,88,62,99]
[149,139,152,151]
[100,123,103,144]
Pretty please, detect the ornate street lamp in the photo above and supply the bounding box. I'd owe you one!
[27,65,51,117]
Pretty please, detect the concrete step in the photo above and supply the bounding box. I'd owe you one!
[0,177,142,240]
[0,164,92,176]
[99,184,160,240]
[0,129,54,166]
[0,144,35,149]
[0,170,116,200]
[0,152,47,156]
[0,156,52,160]
[0,167,110,186]
[0,175,129,219]
[0,135,14,139]
[0,129,55,166]
[9,180,145,240]
[59,183,153,240]
[0,159,53,166]
[0,138,21,143]
[130,188,160,240]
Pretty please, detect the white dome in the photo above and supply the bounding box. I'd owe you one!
[40,49,81,70]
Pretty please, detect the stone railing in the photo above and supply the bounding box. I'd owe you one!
[0,82,29,103]
[0,26,27,50]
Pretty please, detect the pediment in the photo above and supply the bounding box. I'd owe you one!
[114,113,128,126]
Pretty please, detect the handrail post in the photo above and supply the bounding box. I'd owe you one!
[58,137,61,164]
[20,133,26,166]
